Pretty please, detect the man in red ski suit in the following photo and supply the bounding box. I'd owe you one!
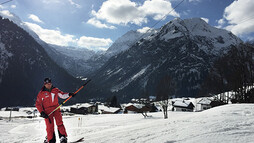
[36,78,75,143]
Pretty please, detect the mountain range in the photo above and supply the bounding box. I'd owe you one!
[1,12,252,105]
[85,18,244,101]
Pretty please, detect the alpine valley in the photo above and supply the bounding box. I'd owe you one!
[1,12,253,105]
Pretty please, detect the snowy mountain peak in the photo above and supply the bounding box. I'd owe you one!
[0,10,22,25]
[0,10,44,45]
[162,18,241,41]
[163,18,211,32]
[49,44,95,60]
[158,17,242,55]
[105,28,157,57]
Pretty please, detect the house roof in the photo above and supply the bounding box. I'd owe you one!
[98,105,120,113]
[173,100,193,108]
[78,103,94,108]
[125,103,145,109]
[197,98,212,105]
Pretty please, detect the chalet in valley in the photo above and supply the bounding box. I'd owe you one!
[172,100,195,112]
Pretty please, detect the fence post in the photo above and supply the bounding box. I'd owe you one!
[9,108,12,121]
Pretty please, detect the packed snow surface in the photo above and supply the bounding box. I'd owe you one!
[1,104,254,143]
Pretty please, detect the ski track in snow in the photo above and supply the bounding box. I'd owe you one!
[1,104,254,143]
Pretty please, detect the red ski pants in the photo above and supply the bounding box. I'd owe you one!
[44,108,67,141]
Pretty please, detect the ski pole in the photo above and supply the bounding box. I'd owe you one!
[48,79,91,117]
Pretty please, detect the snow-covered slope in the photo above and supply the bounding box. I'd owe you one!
[47,44,98,76]
[105,29,157,57]
[159,18,242,55]
[85,29,157,77]
[1,104,254,143]
[0,10,43,44]
[49,44,95,61]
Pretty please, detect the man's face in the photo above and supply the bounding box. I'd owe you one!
[45,83,52,89]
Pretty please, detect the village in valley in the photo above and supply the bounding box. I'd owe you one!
[1,94,254,143]
[0,94,229,120]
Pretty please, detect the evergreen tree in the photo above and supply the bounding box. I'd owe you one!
[110,96,118,107]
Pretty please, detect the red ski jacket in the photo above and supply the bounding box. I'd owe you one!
[35,86,69,113]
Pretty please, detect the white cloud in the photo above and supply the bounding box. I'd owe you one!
[28,14,44,23]
[77,36,112,49]
[201,17,209,23]
[68,0,82,8]
[87,18,116,29]
[215,18,225,28]
[137,27,152,33]
[11,5,16,9]
[222,0,254,36]
[91,0,180,26]
[0,10,14,17]
[218,18,225,25]
[92,0,144,25]
[24,22,112,50]
[25,22,74,46]
[140,0,179,20]
[0,5,3,9]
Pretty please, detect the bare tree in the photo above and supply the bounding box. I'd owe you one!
[138,90,152,118]
[156,75,175,119]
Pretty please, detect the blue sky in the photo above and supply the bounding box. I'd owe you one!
[1,0,254,51]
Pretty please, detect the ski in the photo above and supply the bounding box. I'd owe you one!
[69,137,84,143]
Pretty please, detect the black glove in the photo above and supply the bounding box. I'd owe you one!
[69,92,76,97]
[40,111,48,119]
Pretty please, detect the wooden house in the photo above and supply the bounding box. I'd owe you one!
[124,103,144,113]
[70,103,98,115]
[98,105,121,114]
[197,98,212,111]
[5,107,19,111]
[123,103,153,113]
[172,100,195,112]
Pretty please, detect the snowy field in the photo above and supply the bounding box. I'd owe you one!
[1,104,254,143]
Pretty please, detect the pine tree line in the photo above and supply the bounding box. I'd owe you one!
[200,44,254,103]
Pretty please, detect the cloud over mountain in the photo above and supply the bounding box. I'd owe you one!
[88,0,180,27]
[218,0,254,37]
[28,14,44,23]
[24,22,112,50]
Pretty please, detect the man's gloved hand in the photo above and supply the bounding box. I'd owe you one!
[40,111,48,119]
[69,92,76,97]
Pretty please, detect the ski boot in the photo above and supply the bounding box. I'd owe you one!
[44,134,56,143]
[60,136,67,143]
[44,136,48,143]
